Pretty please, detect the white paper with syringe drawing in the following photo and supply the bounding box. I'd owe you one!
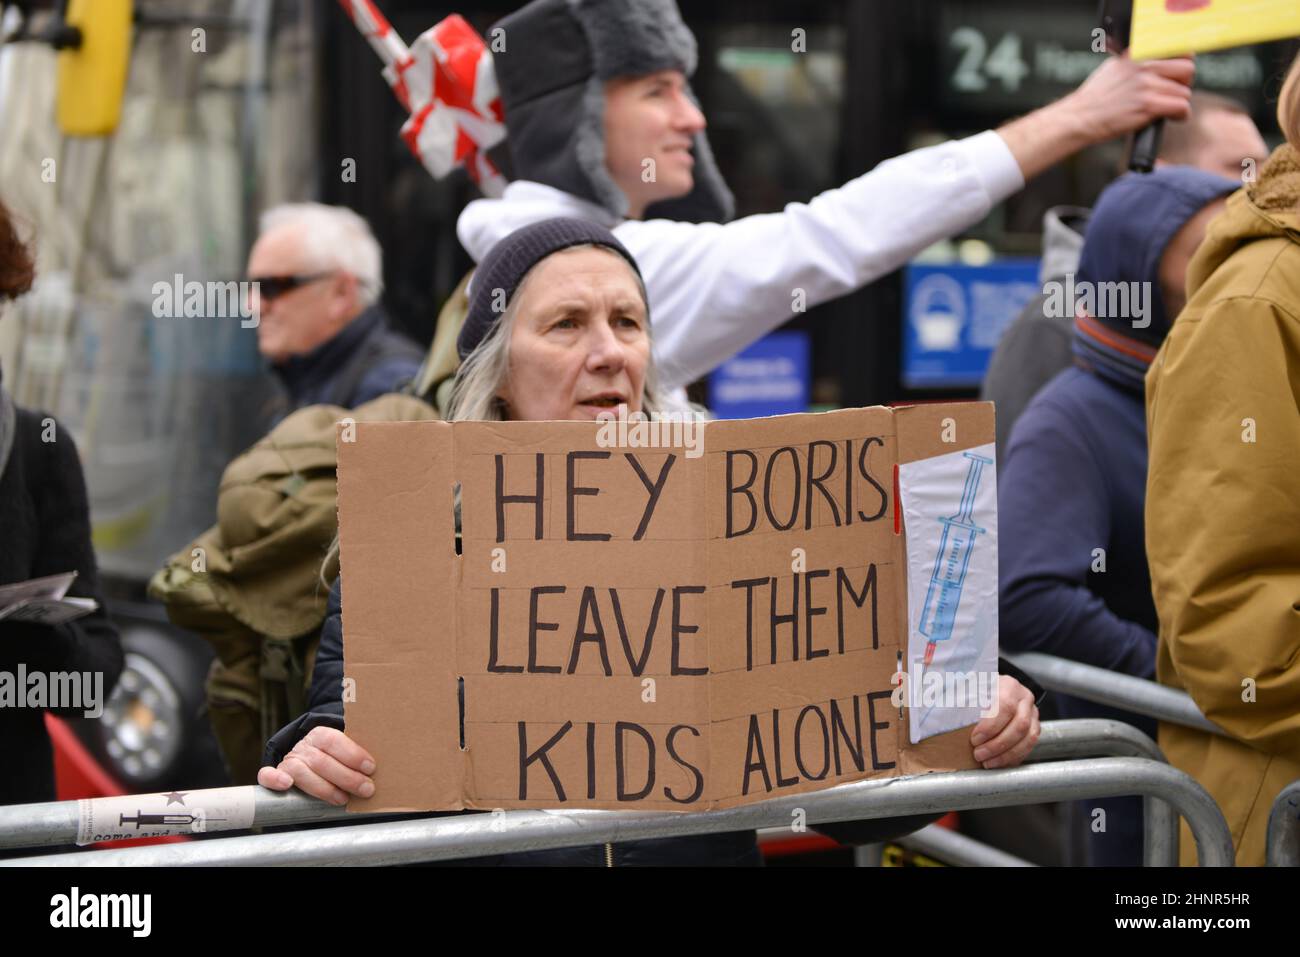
[898,442,999,743]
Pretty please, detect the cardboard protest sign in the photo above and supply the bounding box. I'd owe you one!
[1130,0,1300,60]
[336,402,996,813]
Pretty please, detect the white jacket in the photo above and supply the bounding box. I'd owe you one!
[457,131,1024,392]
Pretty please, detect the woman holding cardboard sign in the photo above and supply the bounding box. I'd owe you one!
[258,218,1041,864]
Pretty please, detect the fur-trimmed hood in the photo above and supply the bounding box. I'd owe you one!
[489,0,734,223]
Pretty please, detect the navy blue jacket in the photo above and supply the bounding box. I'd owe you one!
[999,366,1158,687]
[999,366,1158,866]
[271,305,424,413]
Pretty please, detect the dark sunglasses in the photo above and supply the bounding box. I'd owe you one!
[246,271,336,302]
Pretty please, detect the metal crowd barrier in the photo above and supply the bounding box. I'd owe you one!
[1267,779,1300,868]
[1009,653,1300,868]
[2,754,1233,867]
[0,719,1159,856]
[1004,652,1226,736]
[875,719,1172,868]
[878,717,1175,868]
[1028,718,1174,867]
[0,780,351,853]
[896,823,1034,867]
[759,822,1039,867]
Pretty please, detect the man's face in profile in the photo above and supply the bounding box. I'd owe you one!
[603,69,706,219]
[1190,108,1269,181]
[246,225,356,364]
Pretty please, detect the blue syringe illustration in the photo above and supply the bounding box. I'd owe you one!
[919,451,993,668]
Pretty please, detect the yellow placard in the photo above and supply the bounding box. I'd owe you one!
[1131,0,1300,60]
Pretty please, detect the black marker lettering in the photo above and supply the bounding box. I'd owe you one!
[857,437,888,522]
[568,586,613,675]
[664,725,704,804]
[804,440,841,528]
[771,708,798,787]
[487,587,523,673]
[610,587,663,676]
[527,585,566,674]
[836,564,879,653]
[794,704,830,781]
[670,585,707,676]
[566,451,611,542]
[518,721,571,800]
[495,452,545,542]
[615,721,655,801]
[625,453,676,540]
[804,568,830,660]
[742,713,772,795]
[867,690,896,771]
[763,446,802,531]
[772,574,799,664]
[728,576,766,672]
[725,450,759,538]
[830,697,865,775]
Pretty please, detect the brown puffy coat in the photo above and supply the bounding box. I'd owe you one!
[1145,144,1300,865]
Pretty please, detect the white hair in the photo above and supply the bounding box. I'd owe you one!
[447,244,679,422]
[258,202,383,307]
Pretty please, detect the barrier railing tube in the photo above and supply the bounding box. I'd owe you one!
[3,757,1233,867]
[1267,779,1300,868]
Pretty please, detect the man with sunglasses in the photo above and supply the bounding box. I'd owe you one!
[246,203,424,416]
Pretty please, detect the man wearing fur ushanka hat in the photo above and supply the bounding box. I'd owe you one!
[486,0,732,226]
[459,0,1198,394]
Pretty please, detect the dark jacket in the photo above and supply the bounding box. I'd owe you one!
[980,206,1088,461]
[0,406,123,806]
[271,305,424,414]
[999,367,1158,683]
[999,368,1156,866]
[265,578,943,865]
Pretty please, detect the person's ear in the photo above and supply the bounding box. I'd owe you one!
[494,379,513,412]
[332,272,361,318]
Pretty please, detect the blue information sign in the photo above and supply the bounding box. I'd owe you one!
[902,259,1040,388]
[708,330,811,419]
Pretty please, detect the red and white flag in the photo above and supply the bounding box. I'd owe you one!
[336,0,507,196]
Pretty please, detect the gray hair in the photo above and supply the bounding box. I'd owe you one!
[447,244,677,422]
[258,202,383,307]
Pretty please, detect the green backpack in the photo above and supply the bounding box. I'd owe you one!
[149,275,472,784]
[148,393,439,784]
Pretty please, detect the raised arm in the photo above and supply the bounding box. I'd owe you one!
[997,52,1193,181]
[626,53,1193,390]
